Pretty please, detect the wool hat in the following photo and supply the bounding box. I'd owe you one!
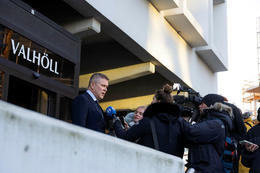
[201,94,225,107]
[242,111,252,119]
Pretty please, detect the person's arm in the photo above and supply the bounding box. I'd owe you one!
[241,139,258,167]
[71,96,88,127]
[232,106,247,138]
[181,118,224,144]
[114,117,149,142]
[241,127,260,167]
[245,128,260,152]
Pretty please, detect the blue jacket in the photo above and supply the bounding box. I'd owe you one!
[71,92,105,133]
[182,103,233,173]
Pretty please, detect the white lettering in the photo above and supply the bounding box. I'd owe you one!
[41,53,49,69]
[26,47,32,62]
[49,59,54,73]
[18,45,26,59]
[54,61,59,75]
[11,39,60,75]
[32,50,41,66]
[11,39,20,55]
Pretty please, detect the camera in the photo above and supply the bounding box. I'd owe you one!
[173,84,202,122]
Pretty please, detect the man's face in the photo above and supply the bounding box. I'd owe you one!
[90,78,109,100]
[199,102,208,113]
[133,107,145,123]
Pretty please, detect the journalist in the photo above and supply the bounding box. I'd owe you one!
[181,94,233,173]
[124,106,146,129]
[113,84,185,158]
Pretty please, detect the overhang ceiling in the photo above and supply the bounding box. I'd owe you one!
[21,0,191,110]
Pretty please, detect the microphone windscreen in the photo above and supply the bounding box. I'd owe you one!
[105,106,116,117]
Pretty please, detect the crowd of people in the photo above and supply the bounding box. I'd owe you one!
[71,73,260,173]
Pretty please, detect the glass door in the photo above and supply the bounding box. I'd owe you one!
[7,76,56,116]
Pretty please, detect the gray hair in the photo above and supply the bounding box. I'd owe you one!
[88,73,109,87]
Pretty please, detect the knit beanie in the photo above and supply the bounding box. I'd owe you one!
[201,94,225,107]
[242,111,252,119]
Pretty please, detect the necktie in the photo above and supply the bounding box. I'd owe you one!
[95,100,104,119]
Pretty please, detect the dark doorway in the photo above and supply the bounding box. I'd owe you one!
[7,76,56,117]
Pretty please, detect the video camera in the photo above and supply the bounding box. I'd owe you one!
[173,83,202,122]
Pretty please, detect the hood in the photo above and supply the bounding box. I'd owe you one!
[143,102,181,123]
[204,102,233,130]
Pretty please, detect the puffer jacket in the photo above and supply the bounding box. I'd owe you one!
[114,102,185,158]
[181,102,233,173]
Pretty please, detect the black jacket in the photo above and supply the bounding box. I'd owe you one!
[241,124,260,173]
[182,102,233,173]
[114,102,185,158]
[224,102,246,141]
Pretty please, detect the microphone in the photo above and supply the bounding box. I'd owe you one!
[105,106,125,126]
[105,106,116,118]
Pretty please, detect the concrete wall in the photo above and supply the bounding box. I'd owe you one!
[80,0,218,95]
[0,100,184,173]
[213,3,228,67]
[187,0,210,43]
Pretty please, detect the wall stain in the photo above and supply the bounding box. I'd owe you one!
[24,145,29,152]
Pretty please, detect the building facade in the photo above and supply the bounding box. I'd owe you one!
[0,0,228,120]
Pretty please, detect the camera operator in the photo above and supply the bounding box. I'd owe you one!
[172,85,202,124]
[113,84,185,158]
[181,94,233,173]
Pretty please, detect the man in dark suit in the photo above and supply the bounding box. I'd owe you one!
[71,73,109,133]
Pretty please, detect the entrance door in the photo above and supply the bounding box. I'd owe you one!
[0,0,80,121]
[7,76,56,116]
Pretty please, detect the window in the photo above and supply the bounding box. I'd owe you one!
[8,76,56,117]
[59,96,72,122]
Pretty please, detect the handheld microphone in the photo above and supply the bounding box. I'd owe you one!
[105,106,116,117]
[105,106,125,126]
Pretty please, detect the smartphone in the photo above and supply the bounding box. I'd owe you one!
[239,140,255,146]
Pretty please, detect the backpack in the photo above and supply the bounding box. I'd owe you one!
[222,136,238,173]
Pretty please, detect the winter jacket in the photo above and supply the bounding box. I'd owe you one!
[241,124,260,173]
[224,102,247,141]
[244,117,254,131]
[114,102,185,158]
[182,102,233,173]
[239,117,254,173]
[222,103,246,173]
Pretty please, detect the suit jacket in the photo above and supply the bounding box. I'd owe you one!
[71,92,105,133]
